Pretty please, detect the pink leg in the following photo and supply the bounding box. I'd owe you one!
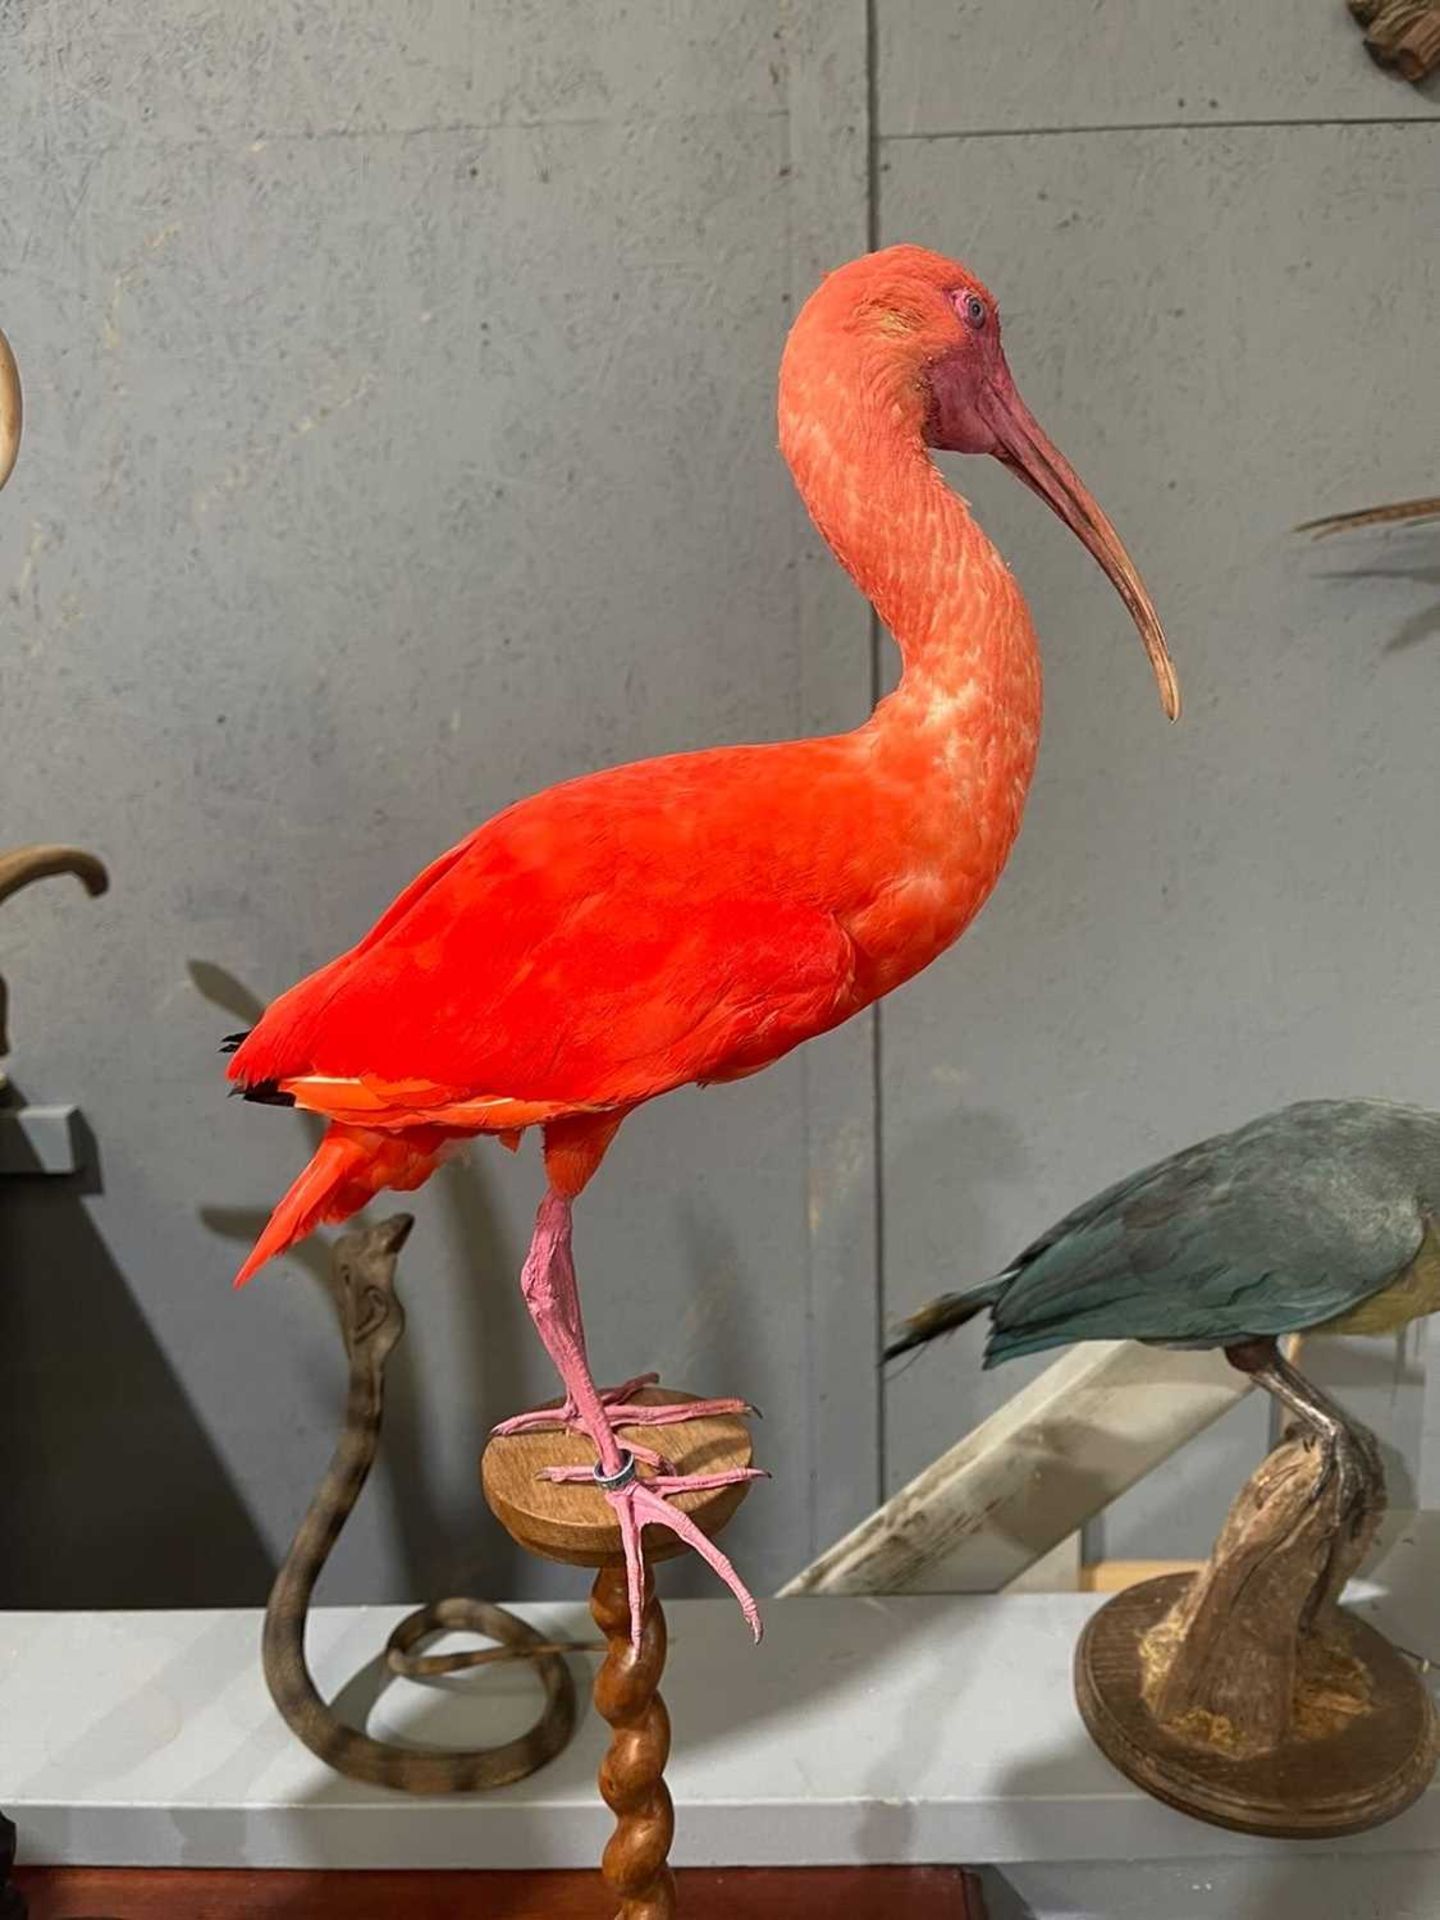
[496,1190,764,1649]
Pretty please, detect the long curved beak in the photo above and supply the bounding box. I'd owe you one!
[986,380,1180,721]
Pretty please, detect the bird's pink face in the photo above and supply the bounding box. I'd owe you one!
[913,260,1179,720]
[921,280,1013,457]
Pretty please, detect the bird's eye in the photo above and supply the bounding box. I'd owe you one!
[962,293,986,330]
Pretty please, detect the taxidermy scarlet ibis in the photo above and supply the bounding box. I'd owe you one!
[227,245,1178,1644]
[884,1098,1440,1506]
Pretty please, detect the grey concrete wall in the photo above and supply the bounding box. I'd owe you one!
[0,0,876,1607]
[2,0,1437,1608]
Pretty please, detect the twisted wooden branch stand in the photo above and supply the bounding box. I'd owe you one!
[483,1390,754,1918]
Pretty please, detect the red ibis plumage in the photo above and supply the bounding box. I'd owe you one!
[229,246,1177,1642]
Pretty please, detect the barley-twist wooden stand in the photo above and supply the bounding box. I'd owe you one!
[482,1389,754,1918]
[591,1562,673,1914]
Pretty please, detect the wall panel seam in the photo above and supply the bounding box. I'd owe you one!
[883,114,1439,142]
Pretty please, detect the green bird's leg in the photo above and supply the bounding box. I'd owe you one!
[1224,1337,1384,1534]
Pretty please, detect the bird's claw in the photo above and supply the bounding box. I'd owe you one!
[490,1377,658,1439]
[601,1372,663,1403]
[604,1467,766,1651]
[538,1439,671,1481]
[494,1380,756,1445]
[593,1393,760,1429]
[491,1398,584,1439]
[1311,1422,1383,1535]
[648,1466,770,1495]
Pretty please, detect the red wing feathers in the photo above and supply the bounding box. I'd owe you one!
[229,743,870,1284]
[230,751,863,1125]
[249,894,857,1130]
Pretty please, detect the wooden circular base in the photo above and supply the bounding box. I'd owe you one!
[1076,1574,1439,1839]
[481,1387,754,1568]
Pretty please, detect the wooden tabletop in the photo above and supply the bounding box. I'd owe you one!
[16,1865,986,1918]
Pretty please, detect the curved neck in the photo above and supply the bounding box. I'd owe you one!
[779,346,1040,743]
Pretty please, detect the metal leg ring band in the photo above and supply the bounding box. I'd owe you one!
[593,1449,638,1492]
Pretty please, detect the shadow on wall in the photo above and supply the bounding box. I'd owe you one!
[200,1157,538,1606]
[662,1195,770,1600]
[0,1089,276,1608]
[435,1155,532,1602]
[1313,558,1440,654]
[192,957,539,1605]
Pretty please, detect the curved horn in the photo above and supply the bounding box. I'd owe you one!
[0,845,110,911]
[0,329,21,493]
[0,846,108,1061]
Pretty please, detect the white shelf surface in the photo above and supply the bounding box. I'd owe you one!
[3,1584,1439,1871]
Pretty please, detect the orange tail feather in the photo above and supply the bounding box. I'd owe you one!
[234,1122,455,1287]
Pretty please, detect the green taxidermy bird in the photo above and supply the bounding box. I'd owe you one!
[886,1099,1440,1504]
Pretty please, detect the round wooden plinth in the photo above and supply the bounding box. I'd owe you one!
[481,1387,754,1567]
[1076,1574,1439,1839]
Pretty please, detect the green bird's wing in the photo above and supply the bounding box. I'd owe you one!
[985,1101,1429,1365]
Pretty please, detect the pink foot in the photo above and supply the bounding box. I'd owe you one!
[602,1393,760,1429]
[542,1455,768,1649]
[492,1374,758,1448]
[491,1372,659,1437]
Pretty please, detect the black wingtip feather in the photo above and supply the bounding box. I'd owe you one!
[239,1080,297,1108]
[219,1030,251,1054]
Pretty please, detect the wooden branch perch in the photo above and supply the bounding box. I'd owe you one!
[1348,0,1440,83]
[1142,1437,1379,1757]
[1075,1428,1438,1835]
